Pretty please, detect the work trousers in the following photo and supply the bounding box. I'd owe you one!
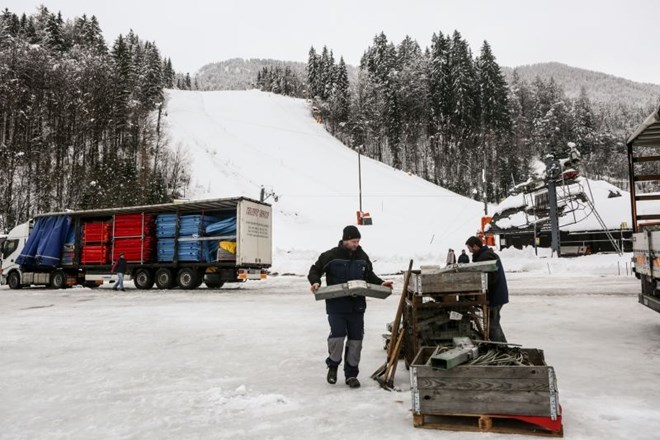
[114,273,125,290]
[489,304,507,343]
[326,312,364,379]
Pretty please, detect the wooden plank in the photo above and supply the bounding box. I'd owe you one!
[420,260,498,274]
[416,390,553,416]
[414,365,551,380]
[634,174,660,182]
[417,299,487,308]
[416,377,550,392]
[632,155,660,163]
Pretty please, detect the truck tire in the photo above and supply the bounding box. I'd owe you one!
[177,268,202,290]
[204,274,225,289]
[134,269,155,290]
[155,268,175,289]
[50,270,67,289]
[7,271,22,289]
[642,278,658,297]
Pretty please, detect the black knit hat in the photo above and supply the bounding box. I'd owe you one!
[342,225,361,241]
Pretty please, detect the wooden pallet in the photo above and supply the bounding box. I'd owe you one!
[413,412,564,437]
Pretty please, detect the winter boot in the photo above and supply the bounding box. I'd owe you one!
[345,377,360,388]
[327,366,338,384]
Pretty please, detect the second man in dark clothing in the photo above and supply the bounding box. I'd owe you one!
[308,225,393,389]
[465,236,509,342]
[458,249,470,264]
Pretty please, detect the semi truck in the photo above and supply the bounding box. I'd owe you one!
[0,197,272,290]
[626,107,660,313]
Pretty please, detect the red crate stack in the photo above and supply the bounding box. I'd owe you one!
[83,222,111,243]
[81,246,111,264]
[112,214,157,263]
[81,221,112,264]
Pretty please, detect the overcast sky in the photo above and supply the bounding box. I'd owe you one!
[5,0,660,84]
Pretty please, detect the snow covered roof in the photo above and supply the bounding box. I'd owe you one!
[627,105,660,147]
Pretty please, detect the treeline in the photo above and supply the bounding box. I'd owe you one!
[255,65,305,97]
[0,7,191,232]
[307,32,651,201]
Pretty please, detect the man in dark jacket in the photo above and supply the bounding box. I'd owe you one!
[308,225,393,388]
[111,252,127,291]
[457,249,470,264]
[465,236,508,342]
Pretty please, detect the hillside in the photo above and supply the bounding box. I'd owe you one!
[502,62,660,107]
[162,89,485,274]
[195,58,307,91]
[195,58,357,92]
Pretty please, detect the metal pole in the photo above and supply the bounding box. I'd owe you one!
[358,149,363,213]
[482,153,488,216]
[547,179,560,257]
[545,154,561,258]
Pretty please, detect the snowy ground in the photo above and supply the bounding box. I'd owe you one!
[2,271,660,440]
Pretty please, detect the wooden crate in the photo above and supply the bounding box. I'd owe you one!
[410,346,560,418]
[409,271,488,295]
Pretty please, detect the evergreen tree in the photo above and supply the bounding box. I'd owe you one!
[476,40,512,199]
[329,57,350,125]
[571,86,596,156]
[162,57,175,88]
[306,46,320,98]
[396,36,428,175]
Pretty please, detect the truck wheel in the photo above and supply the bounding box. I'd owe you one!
[177,268,201,290]
[134,269,155,290]
[50,270,67,289]
[642,278,657,297]
[204,274,225,289]
[155,268,175,289]
[7,271,22,289]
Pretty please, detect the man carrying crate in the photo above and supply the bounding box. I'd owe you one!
[308,225,393,388]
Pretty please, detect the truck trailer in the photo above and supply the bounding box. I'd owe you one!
[0,197,272,290]
[626,107,660,313]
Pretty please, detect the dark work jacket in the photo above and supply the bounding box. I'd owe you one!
[112,257,127,274]
[472,245,509,306]
[308,241,384,314]
[458,253,470,264]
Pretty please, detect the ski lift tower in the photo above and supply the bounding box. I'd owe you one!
[544,154,562,257]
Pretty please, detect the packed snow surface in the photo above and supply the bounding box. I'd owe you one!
[1,270,659,440]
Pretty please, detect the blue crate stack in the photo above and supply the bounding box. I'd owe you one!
[156,214,223,262]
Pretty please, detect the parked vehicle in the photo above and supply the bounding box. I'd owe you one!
[0,197,272,290]
[626,107,660,313]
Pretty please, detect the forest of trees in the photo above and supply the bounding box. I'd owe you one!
[255,65,305,97]
[307,32,658,202]
[0,7,192,232]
